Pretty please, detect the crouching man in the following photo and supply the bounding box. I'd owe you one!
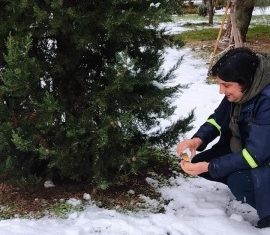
[177,47,270,228]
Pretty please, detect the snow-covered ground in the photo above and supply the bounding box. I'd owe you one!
[1,9,270,235]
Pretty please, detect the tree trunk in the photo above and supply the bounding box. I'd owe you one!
[235,0,255,42]
[208,0,214,25]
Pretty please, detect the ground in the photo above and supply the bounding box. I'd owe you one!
[186,38,270,62]
[0,172,167,219]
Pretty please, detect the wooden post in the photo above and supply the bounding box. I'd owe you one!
[208,0,231,73]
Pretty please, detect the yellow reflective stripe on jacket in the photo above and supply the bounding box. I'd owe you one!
[206,118,221,135]
[242,148,258,168]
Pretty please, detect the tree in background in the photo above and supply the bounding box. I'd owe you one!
[200,0,216,25]
[208,0,214,24]
[0,0,192,187]
[235,0,255,42]
[234,0,270,42]
[222,0,254,44]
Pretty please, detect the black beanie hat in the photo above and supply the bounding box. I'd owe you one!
[210,47,259,91]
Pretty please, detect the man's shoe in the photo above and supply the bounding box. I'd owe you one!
[257,215,270,228]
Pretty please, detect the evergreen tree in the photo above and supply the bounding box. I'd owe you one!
[0,0,192,187]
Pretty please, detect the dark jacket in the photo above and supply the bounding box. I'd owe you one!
[193,85,270,179]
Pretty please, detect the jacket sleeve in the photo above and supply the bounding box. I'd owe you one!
[209,96,270,179]
[193,97,230,151]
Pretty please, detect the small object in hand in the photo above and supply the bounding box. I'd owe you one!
[180,153,190,162]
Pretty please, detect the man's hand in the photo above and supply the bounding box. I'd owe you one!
[180,161,209,176]
[176,138,203,158]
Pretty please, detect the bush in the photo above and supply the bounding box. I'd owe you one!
[197,4,208,17]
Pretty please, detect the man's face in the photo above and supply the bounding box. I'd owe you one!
[217,77,244,102]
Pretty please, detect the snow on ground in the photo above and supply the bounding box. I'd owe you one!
[1,10,270,235]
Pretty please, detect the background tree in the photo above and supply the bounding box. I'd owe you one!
[208,0,214,25]
[222,0,254,44]
[0,0,191,187]
[199,0,215,25]
[230,0,270,42]
[235,0,255,42]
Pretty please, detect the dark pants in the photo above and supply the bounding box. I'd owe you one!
[191,146,270,218]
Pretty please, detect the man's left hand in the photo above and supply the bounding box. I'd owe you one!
[180,161,209,176]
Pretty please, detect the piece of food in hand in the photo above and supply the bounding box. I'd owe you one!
[180,153,190,162]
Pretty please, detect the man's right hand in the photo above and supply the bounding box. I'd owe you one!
[176,137,203,158]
